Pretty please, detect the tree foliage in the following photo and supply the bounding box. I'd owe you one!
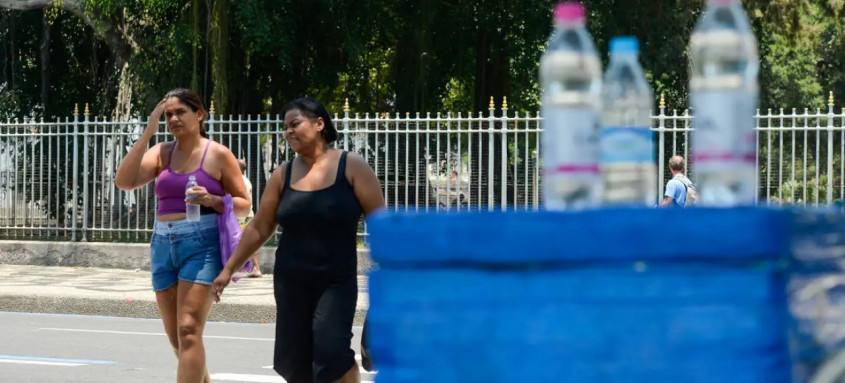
[0,0,842,118]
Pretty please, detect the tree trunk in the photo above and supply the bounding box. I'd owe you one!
[0,0,136,62]
[210,0,229,115]
[113,61,132,121]
[39,9,49,107]
[474,29,490,112]
[1,11,4,85]
[191,0,200,92]
[391,0,434,112]
[473,17,511,113]
[9,10,14,89]
[203,0,211,103]
[2,0,137,118]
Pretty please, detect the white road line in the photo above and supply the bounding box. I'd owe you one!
[258,364,375,375]
[0,359,85,367]
[0,354,117,367]
[38,328,273,341]
[209,374,285,382]
[210,373,376,383]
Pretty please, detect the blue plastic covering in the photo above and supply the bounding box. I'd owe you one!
[366,208,793,383]
[368,207,791,266]
[790,209,845,382]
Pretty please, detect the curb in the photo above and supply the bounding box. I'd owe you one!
[0,240,373,274]
[0,294,369,325]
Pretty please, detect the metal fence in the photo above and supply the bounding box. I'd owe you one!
[0,94,843,242]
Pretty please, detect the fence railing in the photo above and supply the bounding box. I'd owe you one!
[0,94,842,242]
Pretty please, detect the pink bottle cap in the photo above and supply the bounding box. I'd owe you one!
[554,2,586,23]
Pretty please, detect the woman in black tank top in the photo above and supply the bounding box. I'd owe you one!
[213,98,384,383]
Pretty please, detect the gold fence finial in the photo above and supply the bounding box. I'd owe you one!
[502,96,508,110]
[210,101,216,114]
[74,103,79,115]
[84,103,90,116]
[660,93,665,109]
[830,91,835,106]
[344,98,350,112]
[489,96,495,110]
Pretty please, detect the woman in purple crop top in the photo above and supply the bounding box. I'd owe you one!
[115,88,249,383]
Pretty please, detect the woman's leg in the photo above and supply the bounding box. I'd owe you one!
[249,253,262,277]
[312,277,359,383]
[333,363,360,383]
[155,285,179,356]
[176,280,215,383]
[273,274,317,382]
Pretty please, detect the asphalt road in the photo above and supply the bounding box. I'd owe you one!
[0,311,373,382]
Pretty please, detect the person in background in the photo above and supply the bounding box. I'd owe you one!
[660,155,696,208]
[238,158,262,278]
[213,97,384,383]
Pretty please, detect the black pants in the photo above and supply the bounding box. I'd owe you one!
[273,272,358,383]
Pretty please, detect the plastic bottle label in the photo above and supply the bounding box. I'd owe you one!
[542,106,599,175]
[691,90,757,172]
[600,127,654,163]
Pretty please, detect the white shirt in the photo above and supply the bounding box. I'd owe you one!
[242,174,255,219]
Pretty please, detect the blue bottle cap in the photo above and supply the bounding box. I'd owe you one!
[610,36,640,53]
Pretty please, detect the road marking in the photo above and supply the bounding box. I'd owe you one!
[38,328,273,341]
[0,354,117,367]
[0,359,85,367]
[211,373,376,382]
[259,363,376,376]
[210,374,285,382]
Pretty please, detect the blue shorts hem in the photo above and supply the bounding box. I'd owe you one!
[180,277,216,286]
[152,280,178,292]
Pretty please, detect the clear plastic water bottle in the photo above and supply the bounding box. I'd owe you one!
[185,175,200,222]
[539,2,603,210]
[689,0,759,205]
[600,36,656,206]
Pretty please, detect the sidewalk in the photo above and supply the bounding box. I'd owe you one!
[0,264,369,324]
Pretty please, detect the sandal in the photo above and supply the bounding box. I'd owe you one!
[247,266,263,278]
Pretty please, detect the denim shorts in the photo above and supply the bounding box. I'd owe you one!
[150,214,222,291]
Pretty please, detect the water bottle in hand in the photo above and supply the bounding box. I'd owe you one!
[186,175,200,222]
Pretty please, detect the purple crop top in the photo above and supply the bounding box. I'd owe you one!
[155,140,224,216]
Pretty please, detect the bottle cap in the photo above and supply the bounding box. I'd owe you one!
[554,2,586,23]
[610,36,639,53]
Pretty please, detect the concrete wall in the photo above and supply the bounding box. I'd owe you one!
[0,241,373,274]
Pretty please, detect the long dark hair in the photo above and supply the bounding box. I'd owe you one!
[165,88,209,139]
[281,97,338,143]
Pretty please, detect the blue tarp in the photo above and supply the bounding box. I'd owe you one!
[367,208,793,383]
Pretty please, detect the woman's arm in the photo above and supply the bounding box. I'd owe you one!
[115,99,167,190]
[212,163,286,301]
[191,143,250,215]
[346,152,386,217]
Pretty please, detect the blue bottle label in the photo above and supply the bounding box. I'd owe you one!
[600,126,655,163]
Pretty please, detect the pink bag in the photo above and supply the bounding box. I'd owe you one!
[218,194,253,280]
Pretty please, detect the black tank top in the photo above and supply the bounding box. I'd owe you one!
[275,151,362,277]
